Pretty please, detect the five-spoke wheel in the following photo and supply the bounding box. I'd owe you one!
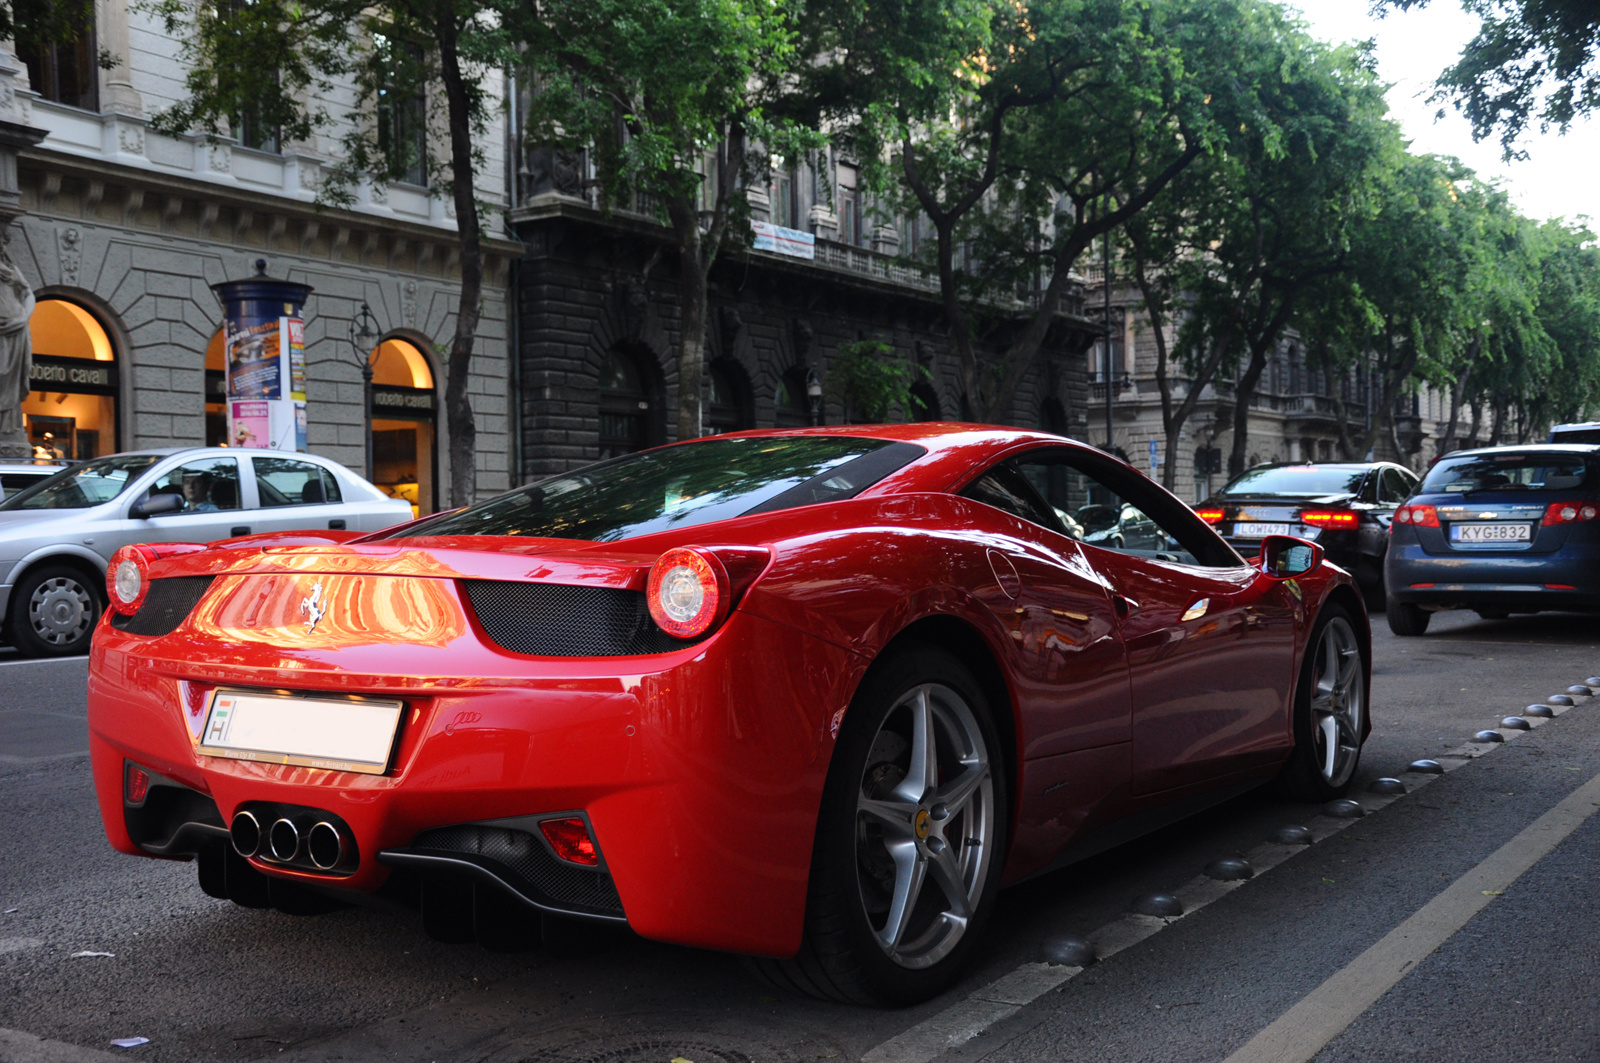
[1278,605,1368,800]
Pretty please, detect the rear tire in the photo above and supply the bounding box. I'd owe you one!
[7,563,101,657]
[1277,606,1367,802]
[750,645,1007,1006]
[1385,596,1430,636]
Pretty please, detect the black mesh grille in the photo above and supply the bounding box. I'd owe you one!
[110,577,215,637]
[462,580,698,656]
[411,824,624,915]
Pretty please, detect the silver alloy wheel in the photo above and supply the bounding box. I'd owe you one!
[855,682,994,970]
[1310,616,1364,787]
[29,575,94,647]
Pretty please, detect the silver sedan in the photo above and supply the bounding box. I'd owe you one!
[0,447,414,657]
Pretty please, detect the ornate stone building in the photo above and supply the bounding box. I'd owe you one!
[0,2,518,511]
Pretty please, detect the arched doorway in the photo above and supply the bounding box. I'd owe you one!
[369,338,437,517]
[24,298,118,459]
[599,347,662,458]
[910,380,942,422]
[1039,396,1067,435]
[705,359,753,435]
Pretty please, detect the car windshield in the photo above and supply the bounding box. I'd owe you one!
[0,454,160,510]
[1220,465,1368,497]
[1422,453,1591,494]
[391,436,926,542]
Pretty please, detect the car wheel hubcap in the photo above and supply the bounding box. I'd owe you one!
[29,576,93,646]
[1310,617,1364,787]
[855,682,994,969]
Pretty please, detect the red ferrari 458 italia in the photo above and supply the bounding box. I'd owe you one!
[88,425,1370,1005]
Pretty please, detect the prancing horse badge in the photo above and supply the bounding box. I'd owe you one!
[300,580,328,634]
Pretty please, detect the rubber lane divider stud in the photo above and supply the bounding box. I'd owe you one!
[1548,695,1576,706]
[1407,759,1445,775]
[1322,799,1364,819]
[1204,858,1254,881]
[1130,893,1183,918]
[1037,935,1097,967]
[1500,716,1532,731]
[1367,778,1407,795]
[1565,685,1593,697]
[1473,730,1506,744]
[1274,825,1314,845]
[1586,677,1600,688]
[1524,705,1556,718]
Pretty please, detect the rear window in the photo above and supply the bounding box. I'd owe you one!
[1422,453,1591,494]
[1220,465,1367,498]
[391,436,926,542]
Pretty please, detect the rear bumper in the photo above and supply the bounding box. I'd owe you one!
[87,607,867,957]
[1384,542,1600,610]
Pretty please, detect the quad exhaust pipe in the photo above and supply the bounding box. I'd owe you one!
[230,808,348,871]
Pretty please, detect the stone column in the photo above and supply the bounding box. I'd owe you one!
[98,0,145,116]
[0,47,46,457]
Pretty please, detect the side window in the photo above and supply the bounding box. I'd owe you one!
[144,457,242,513]
[1016,447,1235,566]
[253,457,336,507]
[1380,468,1412,504]
[960,464,1065,534]
[320,467,343,504]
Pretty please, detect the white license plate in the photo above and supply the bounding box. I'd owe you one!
[198,690,404,775]
[1451,522,1532,543]
[1234,522,1294,538]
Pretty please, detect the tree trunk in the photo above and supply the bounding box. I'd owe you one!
[1226,342,1271,477]
[1466,400,1483,448]
[1324,353,1357,460]
[675,250,708,441]
[1437,362,1472,458]
[436,17,483,509]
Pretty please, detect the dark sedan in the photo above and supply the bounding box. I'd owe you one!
[1197,461,1419,604]
[1384,444,1600,635]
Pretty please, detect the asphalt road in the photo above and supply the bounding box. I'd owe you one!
[2,609,1598,1063]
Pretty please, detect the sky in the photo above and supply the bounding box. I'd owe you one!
[1291,0,1599,224]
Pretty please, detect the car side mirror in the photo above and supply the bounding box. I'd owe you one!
[1259,534,1322,579]
[130,492,183,519]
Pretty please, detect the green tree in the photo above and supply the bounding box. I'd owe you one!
[520,0,816,441]
[826,338,924,422]
[1382,0,1600,152]
[144,0,516,506]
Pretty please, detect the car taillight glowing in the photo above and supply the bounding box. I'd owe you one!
[1395,504,1440,528]
[1542,501,1600,525]
[539,817,600,866]
[1195,508,1225,525]
[106,546,150,615]
[646,547,730,639]
[1299,509,1358,529]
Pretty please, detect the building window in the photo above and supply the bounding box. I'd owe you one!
[369,338,437,516]
[24,299,117,458]
[17,17,98,111]
[234,107,279,153]
[599,348,659,457]
[377,38,427,186]
[704,359,751,435]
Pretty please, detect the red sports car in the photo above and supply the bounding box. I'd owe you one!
[88,426,1370,1005]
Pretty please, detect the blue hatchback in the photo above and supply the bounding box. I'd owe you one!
[1385,444,1600,635]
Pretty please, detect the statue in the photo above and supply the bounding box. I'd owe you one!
[0,251,33,459]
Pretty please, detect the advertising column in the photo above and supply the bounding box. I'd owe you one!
[211,265,313,451]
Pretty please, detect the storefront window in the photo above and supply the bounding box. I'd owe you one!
[205,329,227,446]
[24,299,117,459]
[368,337,436,517]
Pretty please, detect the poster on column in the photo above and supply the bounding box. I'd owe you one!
[223,312,307,451]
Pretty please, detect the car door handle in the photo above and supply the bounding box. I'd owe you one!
[231,526,251,537]
[1114,594,1139,618]
[328,519,346,530]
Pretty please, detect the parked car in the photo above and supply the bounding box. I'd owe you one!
[1548,422,1600,445]
[1385,443,1600,634]
[0,447,414,657]
[87,426,1369,1006]
[1196,461,1419,604]
[0,458,72,501]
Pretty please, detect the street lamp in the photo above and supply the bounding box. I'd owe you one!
[346,302,380,477]
[805,367,823,427]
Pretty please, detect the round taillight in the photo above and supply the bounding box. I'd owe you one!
[1396,508,1411,524]
[646,547,729,639]
[1584,506,1597,521]
[106,546,150,616]
[1562,506,1578,522]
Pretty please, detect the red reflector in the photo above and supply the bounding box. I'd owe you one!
[1410,583,1436,589]
[124,764,150,804]
[1546,584,1576,590]
[539,817,600,866]
[1300,510,1358,529]
[1195,508,1225,525]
